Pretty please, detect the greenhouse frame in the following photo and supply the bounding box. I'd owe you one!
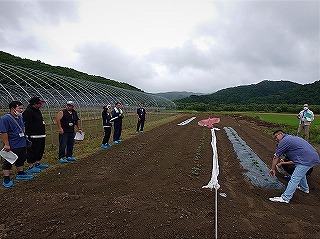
[0,62,176,145]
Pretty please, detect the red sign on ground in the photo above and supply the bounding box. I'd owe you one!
[198,118,220,128]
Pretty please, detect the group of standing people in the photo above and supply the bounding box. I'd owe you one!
[0,98,84,188]
[0,98,147,188]
[100,102,124,148]
[100,102,146,148]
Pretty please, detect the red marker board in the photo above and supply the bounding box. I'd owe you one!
[198,118,220,128]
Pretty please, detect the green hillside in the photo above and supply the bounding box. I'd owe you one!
[280,81,320,104]
[176,80,320,105]
[155,91,204,101]
[0,51,142,92]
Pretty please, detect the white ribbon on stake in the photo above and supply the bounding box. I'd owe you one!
[202,127,220,239]
[202,127,220,190]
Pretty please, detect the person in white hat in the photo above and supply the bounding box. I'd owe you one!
[296,103,314,141]
[56,101,82,163]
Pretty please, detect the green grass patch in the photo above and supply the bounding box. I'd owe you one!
[241,112,320,128]
[239,112,320,144]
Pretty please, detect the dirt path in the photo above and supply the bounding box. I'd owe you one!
[0,114,320,239]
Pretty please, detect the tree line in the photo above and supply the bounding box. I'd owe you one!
[175,80,320,113]
[176,102,320,114]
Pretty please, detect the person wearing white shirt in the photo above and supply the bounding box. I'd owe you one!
[111,102,124,143]
[297,103,314,141]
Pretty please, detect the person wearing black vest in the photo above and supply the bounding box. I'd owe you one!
[56,101,82,163]
[101,104,112,148]
[136,103,146,133]
[23,96,48,173]
[111,102,124,144]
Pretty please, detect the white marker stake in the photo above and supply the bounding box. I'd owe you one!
[202,127,220,239]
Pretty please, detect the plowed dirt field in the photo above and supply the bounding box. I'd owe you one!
[1,114,319,239]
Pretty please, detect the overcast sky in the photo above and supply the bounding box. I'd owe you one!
[0,0,319,94]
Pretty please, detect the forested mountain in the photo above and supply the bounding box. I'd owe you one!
[155,91,204,101]
[280,81,320,104]
[176,80,320,105]
[0,51,142,91]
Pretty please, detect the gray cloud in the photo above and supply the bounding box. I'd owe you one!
[0,0,318,94]
[142,0,319,93]
[74,42,155,90]
[147,40,215,71]
[0,0,79,50]
[0,0,79,29]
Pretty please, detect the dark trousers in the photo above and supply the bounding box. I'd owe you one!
[2,147,26,170]
[113,122,122,141]
[136,119,145,131]
[59,132,75,159]
[102,127,112,144]
[27,137,45,163]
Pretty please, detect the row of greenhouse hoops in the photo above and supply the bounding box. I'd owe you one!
[0,62,176,146]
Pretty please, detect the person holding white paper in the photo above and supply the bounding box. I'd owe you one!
[56,101,82,163]
[0,101,34,188]
[297,103,314,141]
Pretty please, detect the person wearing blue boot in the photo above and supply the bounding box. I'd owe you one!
[0,101,34,188]
[101,105,112,149]
[111,102,124,144]
[56,101,82,163]
[23,96,48,173]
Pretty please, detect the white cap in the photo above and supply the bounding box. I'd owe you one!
[66,101,74,105]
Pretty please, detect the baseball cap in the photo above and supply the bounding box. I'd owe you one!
[29,96,45,105]
[66,101,74,106]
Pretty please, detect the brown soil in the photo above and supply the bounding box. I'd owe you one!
[1,114,320,239]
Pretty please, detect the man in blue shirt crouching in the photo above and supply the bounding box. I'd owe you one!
[269,130,320,203]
